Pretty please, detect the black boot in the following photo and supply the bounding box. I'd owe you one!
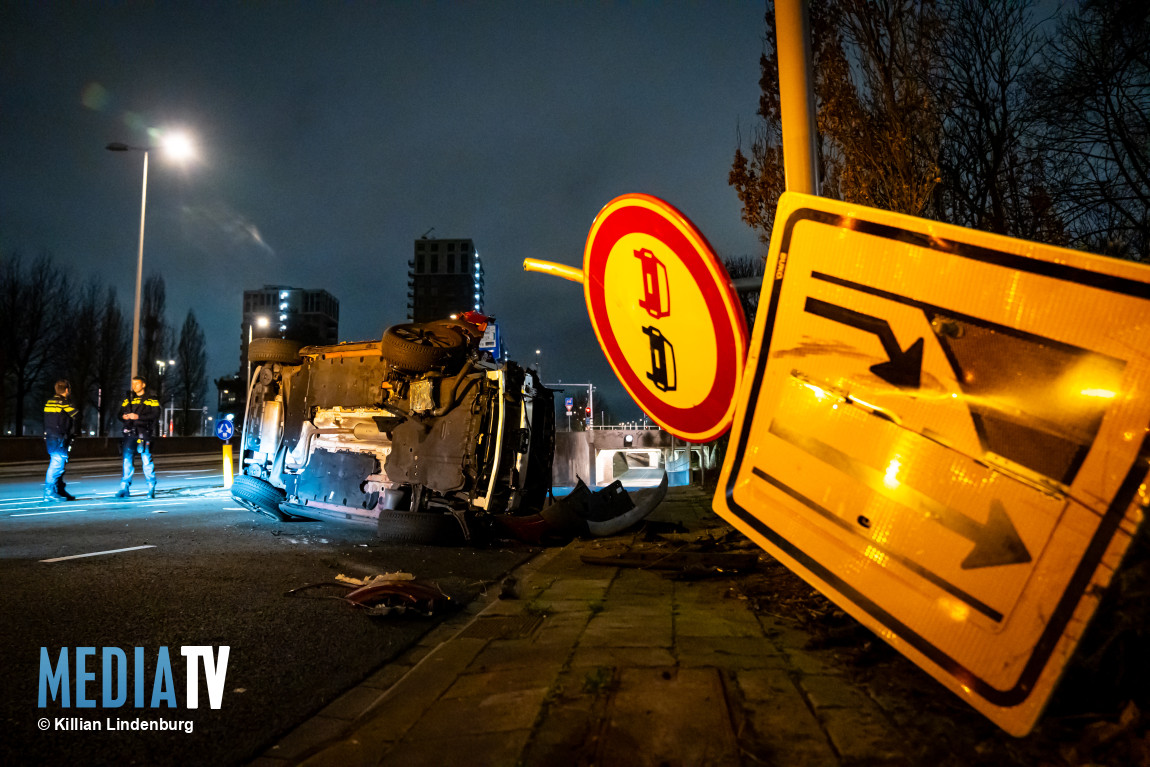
[43,484,66,502]
[115,484,131,498]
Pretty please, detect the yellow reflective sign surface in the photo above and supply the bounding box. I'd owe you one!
[714,192,1150,736]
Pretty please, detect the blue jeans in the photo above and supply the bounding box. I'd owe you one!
[45,435,69,491]
[121,438,156,489]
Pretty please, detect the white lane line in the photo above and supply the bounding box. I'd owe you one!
[4,499,194,515]
[40,545,156,563]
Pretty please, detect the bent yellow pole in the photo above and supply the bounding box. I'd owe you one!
[523,258,584,284]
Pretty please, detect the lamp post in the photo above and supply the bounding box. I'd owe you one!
[246,314,269,399]
[155,358,176,436]
[106,132,195,381]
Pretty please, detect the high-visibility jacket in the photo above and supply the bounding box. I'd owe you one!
[118,390,161,439]
[44,395,77,438]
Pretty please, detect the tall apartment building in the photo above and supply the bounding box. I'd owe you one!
[407,237,485,323]
[239,285,339,375]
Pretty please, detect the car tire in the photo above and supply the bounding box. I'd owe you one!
[231,475,291,521]
[376,509,462,544]
[249,337,303,364]
[381,323,466,372]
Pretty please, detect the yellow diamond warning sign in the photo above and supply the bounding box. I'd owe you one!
[714,192,1150,736]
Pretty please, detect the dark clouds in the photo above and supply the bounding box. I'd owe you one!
[0,1,765,420]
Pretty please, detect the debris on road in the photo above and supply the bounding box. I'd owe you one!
[343,579,449,617]
[498,472,669,544]
[336,572,415,587]
[286,572,449,617]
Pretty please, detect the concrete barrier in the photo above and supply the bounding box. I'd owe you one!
[0,436,232,463]
[553,429,714,488]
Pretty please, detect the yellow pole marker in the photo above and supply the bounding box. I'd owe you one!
[523,258,583,284]
[222,443,233,489]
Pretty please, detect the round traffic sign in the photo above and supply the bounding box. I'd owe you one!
[215,419,235,441]
[584,194,748,442]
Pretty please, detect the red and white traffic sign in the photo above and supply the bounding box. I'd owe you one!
[583,194,748,442]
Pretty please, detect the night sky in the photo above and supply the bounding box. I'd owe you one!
[1,1,766,421]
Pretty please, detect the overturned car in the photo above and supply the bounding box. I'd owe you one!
[232,313,556,543]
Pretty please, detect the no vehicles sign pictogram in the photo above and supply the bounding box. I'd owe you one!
[583,194,748,442]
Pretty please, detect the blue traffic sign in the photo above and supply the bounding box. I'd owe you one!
[215,420,235,441]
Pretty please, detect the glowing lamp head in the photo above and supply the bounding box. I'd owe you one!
[160,131,195,162]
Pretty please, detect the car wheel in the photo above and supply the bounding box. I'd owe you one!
[376,509,462,544]
[231,475,291,521]
[249,337,303,364]
[381,323,466,372]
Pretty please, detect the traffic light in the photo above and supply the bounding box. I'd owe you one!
[585,406,591,415]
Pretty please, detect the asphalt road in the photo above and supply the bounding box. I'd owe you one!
[0,454,538,766]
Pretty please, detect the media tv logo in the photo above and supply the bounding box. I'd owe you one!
[38,646,230,709]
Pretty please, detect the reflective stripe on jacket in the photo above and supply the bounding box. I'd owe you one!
[44,395,77,437]
[118,392,162,437]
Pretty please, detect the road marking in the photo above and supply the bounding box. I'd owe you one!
[40,545,155,563]
[3,499,193,515]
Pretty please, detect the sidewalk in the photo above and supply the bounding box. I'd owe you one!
[250,486,913,767]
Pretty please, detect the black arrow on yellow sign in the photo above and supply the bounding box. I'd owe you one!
[805,297,923,389]
[769,422,1033,571]
[954,499,1032,570]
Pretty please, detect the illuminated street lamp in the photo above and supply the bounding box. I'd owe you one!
[155,358,176,436]
[106,131,196,380]
[246,315,270,398]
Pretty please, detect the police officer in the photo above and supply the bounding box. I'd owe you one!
[43,379,77,502]
[116,376,161,498]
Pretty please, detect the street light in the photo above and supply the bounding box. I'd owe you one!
[246,314,270,397]
[155,358,176,436]
[106,131,196,381]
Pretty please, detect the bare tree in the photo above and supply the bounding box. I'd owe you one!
[173,310,207,436]
[933,0,1066,243]
[0,252,69,435]
[57,281,103,434]
[1038,0,1150,260]
[138,273,168,390]
[0,251,16,432]
[730,0,945,245]
[93,287,129,435]
[730,1,842,243]
[831,0,945,215]
[722,255,767,330]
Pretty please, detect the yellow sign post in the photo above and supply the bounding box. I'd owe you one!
[222,443,233,489]
[715,192,1150,735]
